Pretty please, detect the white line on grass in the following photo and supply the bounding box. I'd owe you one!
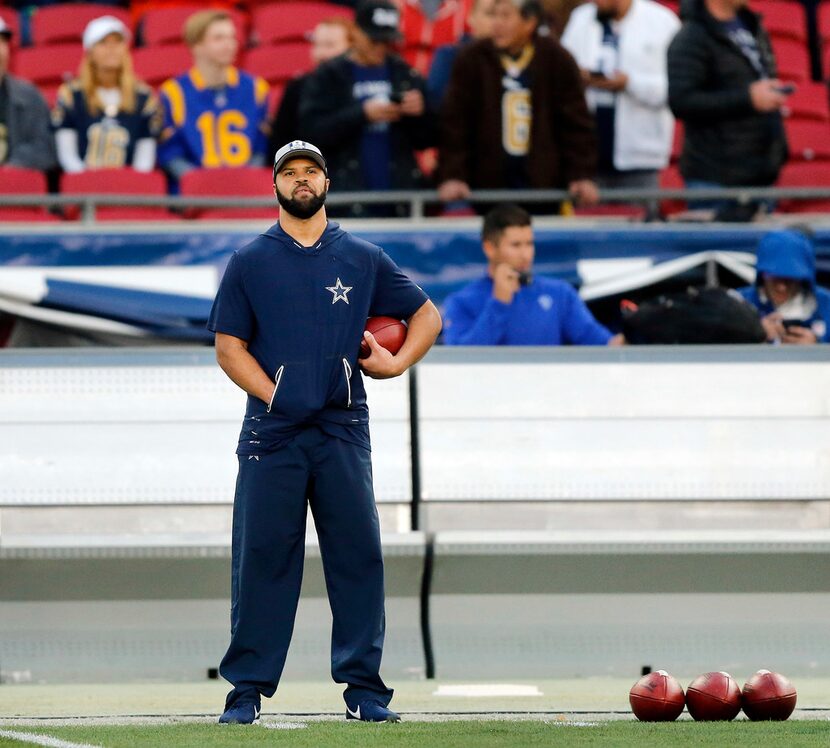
[0,730,101,748]
[262,722,308,730]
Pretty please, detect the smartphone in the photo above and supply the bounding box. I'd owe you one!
[775,83,796,95]
[588,70,608,81]
[782,319,804,329]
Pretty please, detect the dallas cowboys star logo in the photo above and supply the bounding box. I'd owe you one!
[325,277,353,304]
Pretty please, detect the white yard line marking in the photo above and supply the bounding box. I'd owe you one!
[262,721,308,730]
[434,684,543,697]
[0,730,102,748]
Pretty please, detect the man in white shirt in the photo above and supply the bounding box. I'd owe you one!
[561,0,679,193]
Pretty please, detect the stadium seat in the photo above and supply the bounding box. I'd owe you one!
[140,5,247,47]
[61,170,176,221]
[0,8,21,49]
[132,45,192,87]
[670,121,684,163]
[817,1,830,42]
[250,2,353,45]
[785,120,830,161]
[776,161,830,212]
[11,44,82,89]
[0,167,59,222]
[659,165,685,216]
[180,167,278,219]
[30,4,131,47]
[781,82,830,122]
[771,38,810,83]
[755,1,807,43]
[241,43,314,85]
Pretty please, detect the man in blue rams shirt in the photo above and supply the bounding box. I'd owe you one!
[443,204,622,345]
[208,140,442,724]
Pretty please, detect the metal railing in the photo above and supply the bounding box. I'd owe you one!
[2,186,830,224]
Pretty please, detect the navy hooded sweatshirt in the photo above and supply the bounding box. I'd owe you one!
[738,230,830,343]
[208,221,428,453]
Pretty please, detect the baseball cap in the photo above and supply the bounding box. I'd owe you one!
[355,0,403,42]
[83,16,131,51]
[273,140,328,180]
[0,17,13,39]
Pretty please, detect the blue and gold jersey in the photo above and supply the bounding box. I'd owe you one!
[158,67,269,170]
[51,81,161,169]
[499,44,533,188]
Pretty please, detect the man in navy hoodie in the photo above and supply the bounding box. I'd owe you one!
[442,203,621,345]
[208,139,442,724]
[738,229,830,344]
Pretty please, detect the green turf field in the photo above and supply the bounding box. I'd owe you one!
[1,679,827,747]
[1,720,830,748]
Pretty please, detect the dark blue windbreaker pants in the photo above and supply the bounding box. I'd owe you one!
[219,425,394,710]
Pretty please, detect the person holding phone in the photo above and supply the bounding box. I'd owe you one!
[561,0,680,198]
[738,228,830,344]
[442,204,622,345]
[299,0,433,217]
[668,0,790,219]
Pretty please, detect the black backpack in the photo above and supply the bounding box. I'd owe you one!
[622,287,766,344]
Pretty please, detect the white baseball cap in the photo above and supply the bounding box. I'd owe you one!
[83,16,131,50]
[273,140,327,181]
[0,17,13,39]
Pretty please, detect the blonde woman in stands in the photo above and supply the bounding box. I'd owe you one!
[52,16,161,173]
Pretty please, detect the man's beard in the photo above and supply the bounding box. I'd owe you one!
[276,184,327,219]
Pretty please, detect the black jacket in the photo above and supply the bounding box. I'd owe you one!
[298,53,434,209]
[667,0,787,186]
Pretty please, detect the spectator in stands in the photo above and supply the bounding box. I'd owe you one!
[442,204,622,344]
[667,0,788,218]
[437,0,599,211]
[0,16,56,171]
[561,0,680,194]
[267,17,353,163]
[52,17,160,173]
[158,10,269,184]
[738,229,830,344]
[299,0,434,216]
[427,0,496,110]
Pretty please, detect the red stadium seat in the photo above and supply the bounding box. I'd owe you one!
[241,43,313,85]
[781,82,830,122]
[659,164,686,216]
[755,1,807,43]
[670,121,684,163]
[771,38,810,83]
[61,170,176,221]
[817,1,830,42]
[39,84,61,109]
[31,4,131,47]
[0,8,21,49]
[250,2,352,45]
[785,120,830,161]
[180,167,278,219]
[0,167,59,222]
[776,161,830,212]
[11,43,82,88]
[132,45,192,87]
[140,5,247,47]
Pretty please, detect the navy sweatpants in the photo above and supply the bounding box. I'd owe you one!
[219,425,393,710]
